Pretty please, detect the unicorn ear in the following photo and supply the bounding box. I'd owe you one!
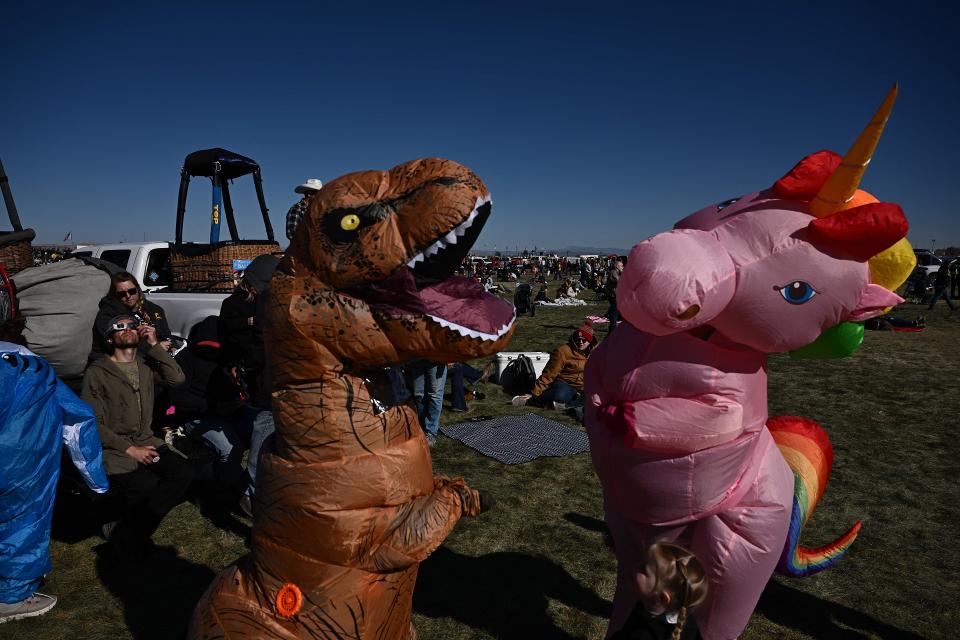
[847,284,904,322]
[773,150,842,200]
[807,202,908,260]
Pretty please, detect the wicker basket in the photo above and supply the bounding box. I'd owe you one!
[0,234,34,274]
[169,241,282,292]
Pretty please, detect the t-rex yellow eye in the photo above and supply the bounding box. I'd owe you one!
[340,214,360,231]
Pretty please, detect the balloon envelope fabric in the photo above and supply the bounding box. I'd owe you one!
[441,414,590,464]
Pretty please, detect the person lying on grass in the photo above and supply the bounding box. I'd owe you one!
[609,541,709,640]
[512,322,596,410]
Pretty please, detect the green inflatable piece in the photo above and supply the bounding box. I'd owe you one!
[788,321,864,359]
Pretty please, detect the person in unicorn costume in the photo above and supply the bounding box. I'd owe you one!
[585,86,916,639]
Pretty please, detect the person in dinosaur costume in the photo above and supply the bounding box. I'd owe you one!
[586,86,916,640]
[189,158,516,639]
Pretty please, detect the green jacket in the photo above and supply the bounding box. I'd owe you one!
[81,343,185,474]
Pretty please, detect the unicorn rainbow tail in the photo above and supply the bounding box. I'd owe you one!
[768,415,862,577]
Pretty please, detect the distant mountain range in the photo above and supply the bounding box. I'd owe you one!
[472,245,630,257]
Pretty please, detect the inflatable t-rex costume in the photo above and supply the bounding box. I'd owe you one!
[586,86,915,639]
[190,158,515,639]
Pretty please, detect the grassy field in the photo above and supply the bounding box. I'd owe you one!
[9,287,959,640]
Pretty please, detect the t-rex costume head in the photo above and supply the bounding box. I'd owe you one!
[190,158,515,639]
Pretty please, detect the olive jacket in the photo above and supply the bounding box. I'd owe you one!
[81,343,185,474]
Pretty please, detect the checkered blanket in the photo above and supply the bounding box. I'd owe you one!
[440,414,590,464]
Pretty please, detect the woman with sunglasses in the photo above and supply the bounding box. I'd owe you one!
[513,321,596,410]
[89,271,172,363]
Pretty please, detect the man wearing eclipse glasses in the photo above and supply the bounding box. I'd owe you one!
[81,312,192,558]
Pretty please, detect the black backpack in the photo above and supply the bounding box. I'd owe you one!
[514,283,532,314]
[499,354,537,396]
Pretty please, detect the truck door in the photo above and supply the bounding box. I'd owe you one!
[143,248,171,290]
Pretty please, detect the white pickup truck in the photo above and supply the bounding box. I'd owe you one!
[71,241,251,339]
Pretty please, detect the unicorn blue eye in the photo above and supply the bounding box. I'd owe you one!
[778,281,817,304]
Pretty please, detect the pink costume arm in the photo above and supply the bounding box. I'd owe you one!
[597,394,745,455]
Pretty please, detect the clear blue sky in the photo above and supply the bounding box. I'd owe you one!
[2,1,958,252]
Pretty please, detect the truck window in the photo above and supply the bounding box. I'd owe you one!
[71,251,93,258]
[144,248,171,287]
[99,250,132,270]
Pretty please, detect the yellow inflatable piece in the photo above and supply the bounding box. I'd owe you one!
[870,237,916,291]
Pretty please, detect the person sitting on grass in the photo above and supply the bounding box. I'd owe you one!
[512,322,596,410]
[168,316,259,515]
[609,541,709,640]
[535,284,550,303]
[557,277,576,299]
[81,314,193,559]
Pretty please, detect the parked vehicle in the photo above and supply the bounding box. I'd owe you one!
[914,250,948,276]
[71,241,235,339]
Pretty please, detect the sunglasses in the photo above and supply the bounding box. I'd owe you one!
[575,336,589,343]
[115,287,138,298]
[109,321,138,333]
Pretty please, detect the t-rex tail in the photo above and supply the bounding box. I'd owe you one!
[768,415,862,577]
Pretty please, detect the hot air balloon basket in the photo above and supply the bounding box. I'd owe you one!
[0,235,33,274]
[168,240,282,292]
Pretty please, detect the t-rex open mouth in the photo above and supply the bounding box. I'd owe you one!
[349,196,515,341]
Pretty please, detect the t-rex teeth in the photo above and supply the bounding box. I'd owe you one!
[426,311,515,342]
[407,198,488,267]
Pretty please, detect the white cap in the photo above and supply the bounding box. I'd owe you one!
[294,178,323,194]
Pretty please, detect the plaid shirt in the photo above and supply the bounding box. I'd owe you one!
[285,198,309,241]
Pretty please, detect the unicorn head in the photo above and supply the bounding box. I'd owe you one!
[618,86,916,354]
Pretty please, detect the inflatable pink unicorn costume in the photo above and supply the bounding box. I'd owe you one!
[585,86,916,639]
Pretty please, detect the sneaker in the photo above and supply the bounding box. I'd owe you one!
[426,434,437,448]
[0,593,58,624]
[512,395,529,406]
[551,401,567,411]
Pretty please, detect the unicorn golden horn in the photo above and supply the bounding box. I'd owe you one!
[810,83,899,218]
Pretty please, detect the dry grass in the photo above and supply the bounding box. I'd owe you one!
[9,291,958,640]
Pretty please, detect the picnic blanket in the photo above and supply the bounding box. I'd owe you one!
[441,414,590,464]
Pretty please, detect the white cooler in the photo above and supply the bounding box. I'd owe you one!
[493,351,551,380]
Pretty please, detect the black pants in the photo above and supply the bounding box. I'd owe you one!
[108,449,194,539]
